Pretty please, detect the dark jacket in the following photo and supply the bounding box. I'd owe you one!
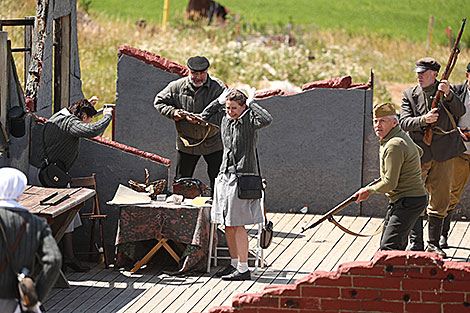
[452,81,469,104]
[0,207,62,301]
[400,82,466,163]
[154,75,226,155]
[43,108,112,171]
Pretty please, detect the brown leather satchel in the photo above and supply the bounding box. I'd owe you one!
[172,178,209,199]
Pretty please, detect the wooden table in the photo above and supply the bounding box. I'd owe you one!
[18,185,96,287]
[114,202,212,274]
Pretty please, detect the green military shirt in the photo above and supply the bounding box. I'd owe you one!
[366,125,426,202]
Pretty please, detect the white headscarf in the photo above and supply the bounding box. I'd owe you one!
[0,167,28,209]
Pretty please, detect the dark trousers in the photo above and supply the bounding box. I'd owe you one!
[380,195,427,250]
[175,150,223,193]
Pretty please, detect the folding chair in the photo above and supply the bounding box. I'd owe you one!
[70,173,109,268]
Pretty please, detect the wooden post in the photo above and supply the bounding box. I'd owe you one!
[24,16,34,89]
[0,32,8,127]
[162,0,171,29]
[426,15,434,54]
[53,15,71,113]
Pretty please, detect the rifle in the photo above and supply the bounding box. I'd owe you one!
[301,177,381,233]
[423,18,466,146]
[177,109,219,128]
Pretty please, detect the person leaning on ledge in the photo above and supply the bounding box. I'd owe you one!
[153,56,226,194]
[400,57,465,257]
[354,103,427,251]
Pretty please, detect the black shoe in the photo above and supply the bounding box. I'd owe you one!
[222,269,251,281]
[214,265,236,278]
[64,258,90,272]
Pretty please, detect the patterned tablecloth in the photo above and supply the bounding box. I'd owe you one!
[115,202,212,273]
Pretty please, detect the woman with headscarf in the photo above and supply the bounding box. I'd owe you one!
[0,167,62,313]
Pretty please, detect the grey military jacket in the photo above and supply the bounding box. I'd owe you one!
[400,81,465,163]
[201,100,272,174]
[154,75,225,155]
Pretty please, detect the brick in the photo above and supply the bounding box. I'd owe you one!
[301,286,340,298]
[207,306,235,313]
[407,267,447,279]
[232,293,279,308]
[353,276,401,289]
[340,288,380,300]
[384,265,421,278]
[320,299,361,311]
[441,292,467,302]
[380,290,420,302]
[281,297,320,310]
[405,302,442,313]
[232,309,256,313]
[443,280,470,292]
[314,276,352,287]
[442,303,470,312]
[361,300,404,312]
[402,279,442,292]
[258,309,301,313]
[420,291,441,302]
[264,285,300,297]
[405,253,443,267]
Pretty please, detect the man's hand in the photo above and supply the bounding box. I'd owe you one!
[103,106,114,115]
[438,80,451,96]
[354,188,370,203]
[459,127,470,141]
[247,87,256,105]
[185,114,200,124]
[173,110,184,121]
[424,107,439,124]
[88,96,99,106]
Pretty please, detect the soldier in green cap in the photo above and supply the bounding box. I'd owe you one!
[400,57,465,257]
[354,103,427,250]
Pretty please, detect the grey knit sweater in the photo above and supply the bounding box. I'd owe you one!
[43,108,112,171]
[201,100,272,174]
[0,207,62,301]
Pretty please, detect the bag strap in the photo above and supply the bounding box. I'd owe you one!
[176,122,212,148]
[328,216,383,237]
[0,214,29,275]
[41,123,50,165]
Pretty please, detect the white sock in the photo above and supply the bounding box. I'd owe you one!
[231,258,238,267]
[237,262,249,273]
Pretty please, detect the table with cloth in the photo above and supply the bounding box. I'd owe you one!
[114,201,213,274]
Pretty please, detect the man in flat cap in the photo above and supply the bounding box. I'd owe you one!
[154,56,226,193]
[442,62,470,249]
[400,57,465,257]
[354,103,427,250]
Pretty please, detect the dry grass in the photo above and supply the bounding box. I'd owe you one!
[2,1,470,108]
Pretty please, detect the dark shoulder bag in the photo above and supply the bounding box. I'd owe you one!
[38,124,71,188]
[236,149,263,199]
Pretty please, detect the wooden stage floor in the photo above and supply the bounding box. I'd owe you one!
[43,213,470,313]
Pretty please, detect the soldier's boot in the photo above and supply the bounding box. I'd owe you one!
[426,216,447,258]
[407,216,424,251]
[439,210,454,249]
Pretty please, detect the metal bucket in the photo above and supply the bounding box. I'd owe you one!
[7,106,25,138]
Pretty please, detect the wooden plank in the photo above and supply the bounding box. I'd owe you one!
[59,14,70,110]
[446,220,469,261]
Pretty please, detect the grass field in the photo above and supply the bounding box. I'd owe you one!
[86,0,470,45]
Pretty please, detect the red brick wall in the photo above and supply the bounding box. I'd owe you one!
[205,251,470,313]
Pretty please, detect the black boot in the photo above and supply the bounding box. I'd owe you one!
[426,216,447,258]
[439,211,454,249]
[407,216,424,251]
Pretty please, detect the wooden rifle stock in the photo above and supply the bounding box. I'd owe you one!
[178,109,219,128]
[423,18,466,146]
[301,177,382,233]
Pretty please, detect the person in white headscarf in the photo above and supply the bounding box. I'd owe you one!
[0,167,62,313]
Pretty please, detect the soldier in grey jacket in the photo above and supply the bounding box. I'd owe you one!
[0,167,61,313]
[201,89,272,281]
[154,56,226,193]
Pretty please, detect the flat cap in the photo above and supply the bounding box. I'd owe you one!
[414,57,441,73]
[187,56,210,72]
[373,102,397,119]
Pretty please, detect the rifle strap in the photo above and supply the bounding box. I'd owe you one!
[176,123,212,147]
[328,216,383,237]
[432,98,459,136]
